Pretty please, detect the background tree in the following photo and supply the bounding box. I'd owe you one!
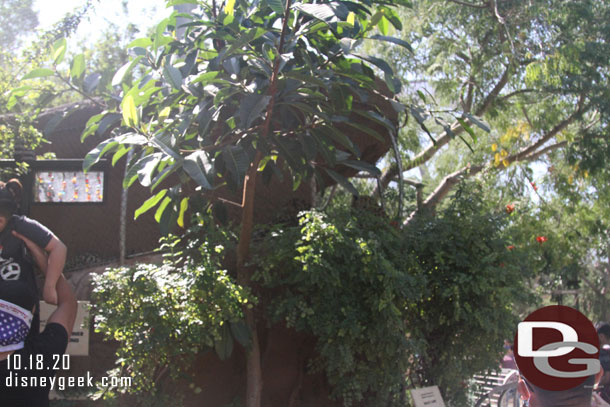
[372,0,609,219]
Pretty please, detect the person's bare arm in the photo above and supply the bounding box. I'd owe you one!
[41,236,67,305]
[12,230,76,334]
[46,273,77,335]
[12,231,67,305]
[12,230,48,273]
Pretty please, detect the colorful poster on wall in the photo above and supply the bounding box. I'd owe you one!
[34,171,104,203]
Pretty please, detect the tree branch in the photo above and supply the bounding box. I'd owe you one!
[56,72,106,109]
[376,62,513,196]
[521,141,567,163]
[423,164,484,209]
[498,88,537,102]
[510,100,585,164]
[474,63,511,116]
[403,164,484,225]
[376,122,461,194]
[404,105,586,226]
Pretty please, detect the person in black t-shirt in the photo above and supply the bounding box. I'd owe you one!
[0,232,77,407]
[0,179,68,339]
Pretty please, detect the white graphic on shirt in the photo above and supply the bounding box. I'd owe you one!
[0,246,21,281]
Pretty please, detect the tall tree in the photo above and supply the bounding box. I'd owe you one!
[21,1,409,406]
[372,0,609,224]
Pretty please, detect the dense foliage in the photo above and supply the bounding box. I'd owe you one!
[92,212,252,398]
[255,186,532,405]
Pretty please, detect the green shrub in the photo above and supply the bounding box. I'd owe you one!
[256,192,533,405]
[91,215,252,399]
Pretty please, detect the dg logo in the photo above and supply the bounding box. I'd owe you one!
[515,305,601,391]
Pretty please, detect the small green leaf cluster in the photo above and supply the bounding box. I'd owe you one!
[256,188,532,405]
[91,213,252,397]
[0,116,47,176]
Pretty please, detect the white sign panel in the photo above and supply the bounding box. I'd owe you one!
[411,386,446,407]
[39,301,90,356]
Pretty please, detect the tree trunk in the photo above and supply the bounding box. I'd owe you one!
[236,155,264,407]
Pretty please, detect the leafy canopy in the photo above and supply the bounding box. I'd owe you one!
[65,0,413,231]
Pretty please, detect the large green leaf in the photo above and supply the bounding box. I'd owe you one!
[177,197,189,228]
[112,145,132,166]
[380,6,402,30]
[368,35,413,53]
[127,37,153,48]
[222,145,251,185]
[90,113,122,140]
[137,153,164,187]
[238,94,271,128]
[294,3,349,23]
[151,134,182,161]
[22,68,54,80]
[53,38,67,65]
[464,113,491,132]
[154,196,173,223]
[456,118,477,144]
[224,0,236,15]
[122,94,139,128]
[324,168,359,196]
[190,71,219,85]
[70,54,86,79]
[266,0,285,14]
[378,16,389,35]
[215,324,234,361]
[112,56,143,87]
[183,151,213,189]
[83,139,118,171]
[353,53,393,76]
[134,189,167,219]
[164,64,183,90]
[151,163,179,191]
[340,159,381,177]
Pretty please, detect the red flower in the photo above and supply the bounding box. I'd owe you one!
[536,236,547,244]
[530,182,538,191]
[506,204,515,214]
[507,245,515,250]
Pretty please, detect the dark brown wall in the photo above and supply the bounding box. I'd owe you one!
[27,102,161,266]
